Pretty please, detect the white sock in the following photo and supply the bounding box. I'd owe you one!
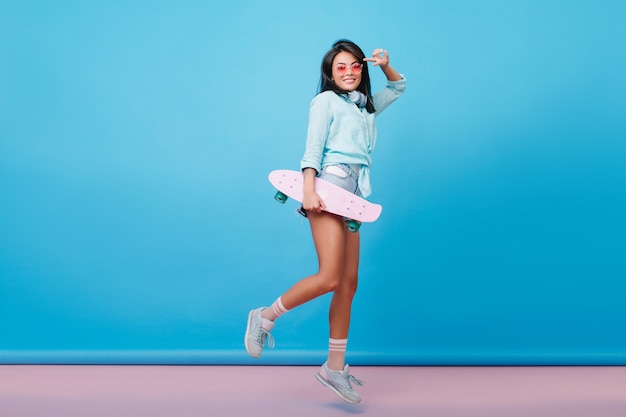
[262,296,289,322]
[327,338,347,371]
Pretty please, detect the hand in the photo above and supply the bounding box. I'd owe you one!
[364,48,401,81]
[364,48,389,68]
[302,190,327,214]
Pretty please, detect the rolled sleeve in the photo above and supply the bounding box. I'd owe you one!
[373,74,406,115]
[388,74,406,93]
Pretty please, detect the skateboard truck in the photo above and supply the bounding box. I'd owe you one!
[274,190,362,232]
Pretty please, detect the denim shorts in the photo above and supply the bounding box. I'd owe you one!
[318,163,361,196]
[297,164,361,218]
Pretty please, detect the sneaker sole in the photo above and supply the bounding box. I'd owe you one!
[315,373,361,404]
[244,310,260,359]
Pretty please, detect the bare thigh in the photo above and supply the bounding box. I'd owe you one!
[308,211,347,284]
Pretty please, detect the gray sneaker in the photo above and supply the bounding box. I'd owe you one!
[315,361,363,404]
[244,307,275,358]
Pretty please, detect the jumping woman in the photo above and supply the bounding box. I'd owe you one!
[245,39,406,404]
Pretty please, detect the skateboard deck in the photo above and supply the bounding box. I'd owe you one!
[268,170,382,228]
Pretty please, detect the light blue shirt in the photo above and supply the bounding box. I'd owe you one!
[300,75,406,198]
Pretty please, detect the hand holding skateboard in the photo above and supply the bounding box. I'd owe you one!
[268,170,382,232]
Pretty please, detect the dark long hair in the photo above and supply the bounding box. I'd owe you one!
[318,39,375,113]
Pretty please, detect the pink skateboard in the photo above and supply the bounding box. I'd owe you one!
[268,169,382,232]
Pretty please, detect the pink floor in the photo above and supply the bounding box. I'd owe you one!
[1,365,625,417]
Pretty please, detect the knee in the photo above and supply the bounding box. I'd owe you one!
[324,273,358,297]
[338,274,358,297]
[317,270,358,295]
[317,273,341,294]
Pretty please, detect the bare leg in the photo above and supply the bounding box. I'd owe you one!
[262,211,346,319]
[327,227,359,370]
[260,211,360,372]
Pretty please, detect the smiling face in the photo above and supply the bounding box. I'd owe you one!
[331,51,363,92]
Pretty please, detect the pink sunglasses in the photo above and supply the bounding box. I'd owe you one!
[335,62,363,75]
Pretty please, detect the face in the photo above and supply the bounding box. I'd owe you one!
[331,51,363,91]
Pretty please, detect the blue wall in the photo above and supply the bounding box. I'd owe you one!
[1,1,625,365]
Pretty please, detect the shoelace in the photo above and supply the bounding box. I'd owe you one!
[256,328,275,349]
[332,370,364,390]
[346,374,364,387]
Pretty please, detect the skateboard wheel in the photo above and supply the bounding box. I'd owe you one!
[345,220,361,233]
[274,191,288,204]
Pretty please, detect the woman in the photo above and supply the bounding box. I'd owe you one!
[245,39,406,404]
